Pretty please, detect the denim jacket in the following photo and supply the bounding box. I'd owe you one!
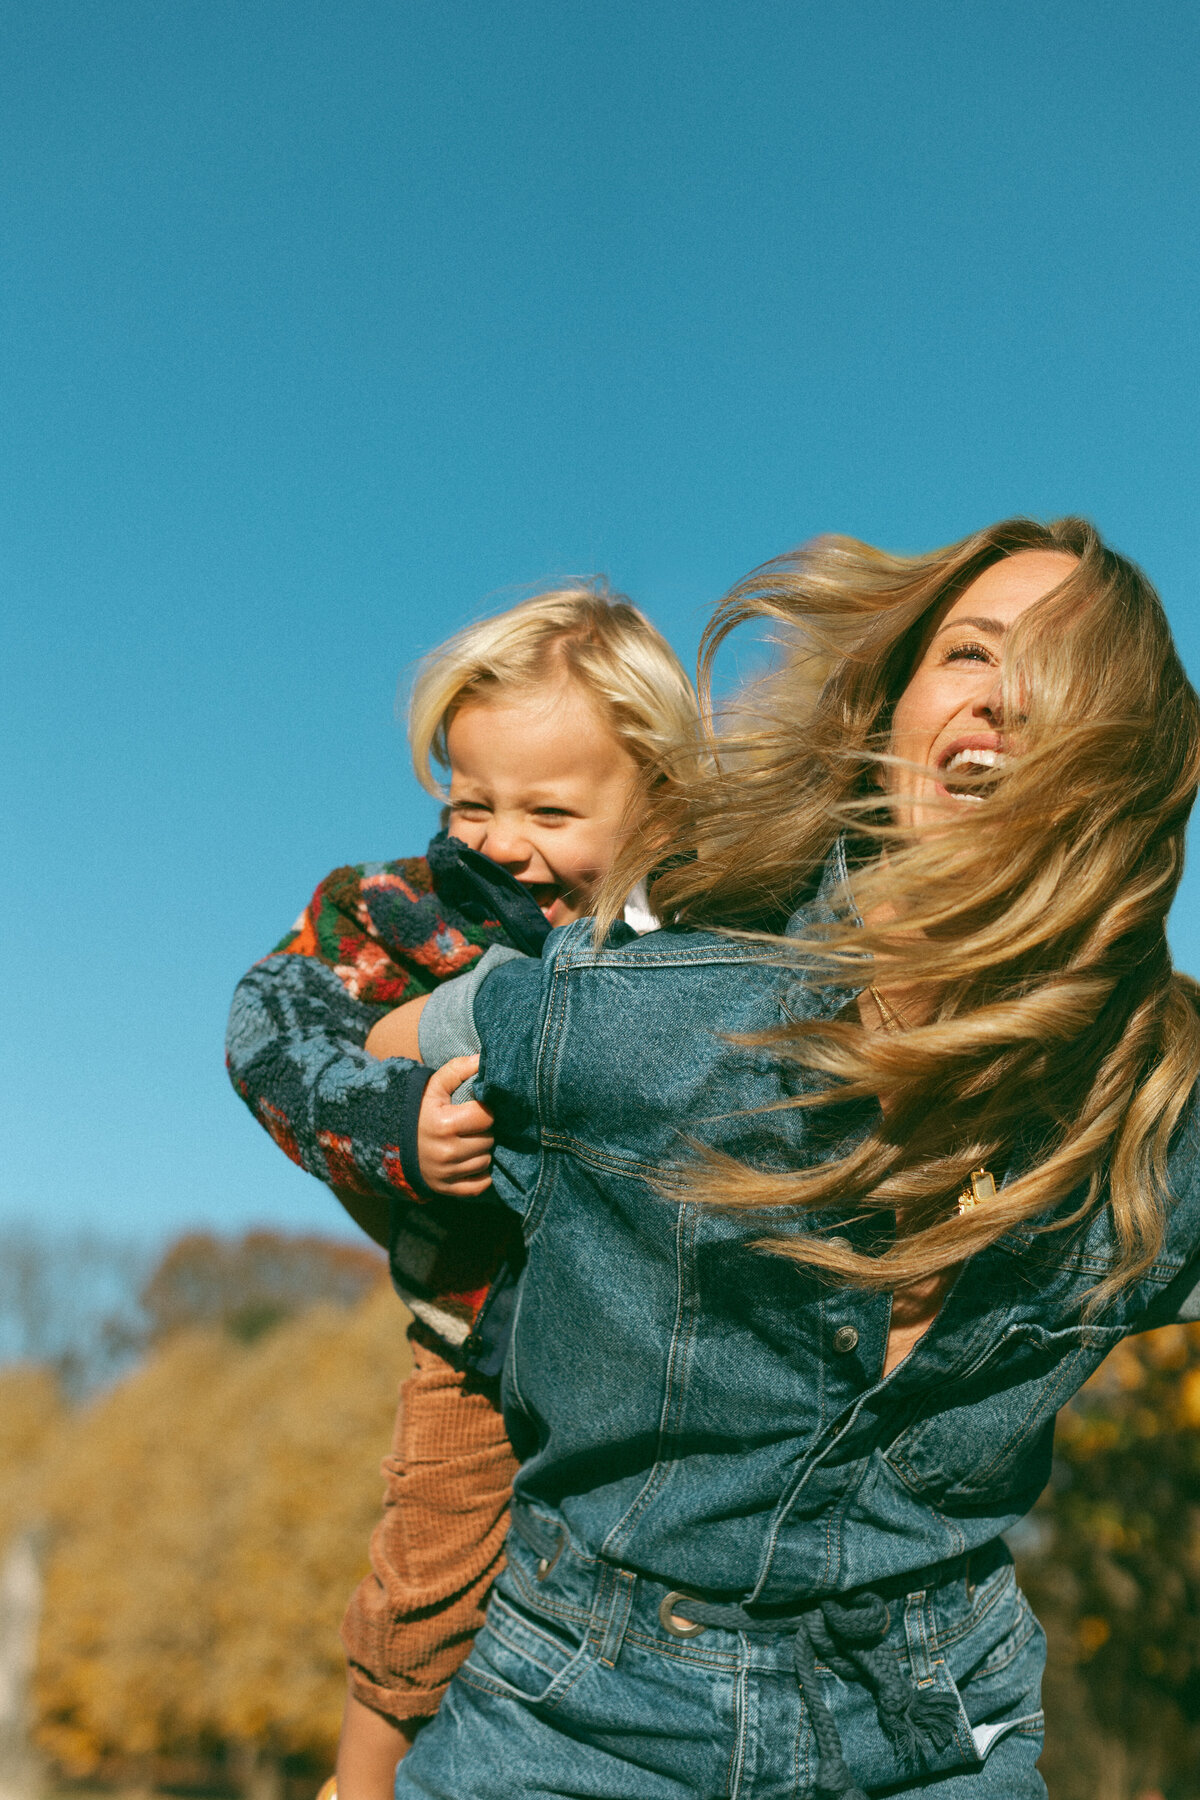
[451,840,1200,1606]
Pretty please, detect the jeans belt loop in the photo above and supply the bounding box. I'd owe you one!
[903,1588,935,1685]
[593,1566,636,1668]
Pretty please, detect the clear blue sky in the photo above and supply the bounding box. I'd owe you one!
[4,0,1199,1244]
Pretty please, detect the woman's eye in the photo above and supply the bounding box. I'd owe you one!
[943,641,993,665]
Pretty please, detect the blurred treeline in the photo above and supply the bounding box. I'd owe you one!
[0,1231,1198,1799]
[0,1229,408,1798]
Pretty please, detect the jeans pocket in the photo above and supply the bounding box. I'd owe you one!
[458,1588,596,1710]
[948,1582,1047,1762]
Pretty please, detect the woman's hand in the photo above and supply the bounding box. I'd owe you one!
[365,994,429,1061]
[417,1056,496,1195]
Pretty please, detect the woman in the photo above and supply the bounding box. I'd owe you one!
[390,518,1200,1798]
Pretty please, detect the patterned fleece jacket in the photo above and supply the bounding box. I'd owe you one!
[225,832,549,1371]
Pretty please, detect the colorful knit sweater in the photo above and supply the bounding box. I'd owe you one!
[225,834,549,1365]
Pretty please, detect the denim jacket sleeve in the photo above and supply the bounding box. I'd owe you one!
[418,945,528,1068]
[1129,1092,1200,1330]
[469,950,553,1220]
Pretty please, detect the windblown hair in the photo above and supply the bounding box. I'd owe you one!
[601,517,1200,1305]
[407,581,696,793]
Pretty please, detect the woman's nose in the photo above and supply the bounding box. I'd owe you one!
[974,674,1004,725]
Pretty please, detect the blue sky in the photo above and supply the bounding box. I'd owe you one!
[4,0,1199,1245]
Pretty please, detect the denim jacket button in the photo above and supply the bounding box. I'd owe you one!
[833,1325,860,1354]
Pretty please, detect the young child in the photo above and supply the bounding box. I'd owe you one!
[225,583,695,1799]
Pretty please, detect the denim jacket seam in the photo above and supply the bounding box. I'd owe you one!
[539,1132,688,1188]
[598,1203,700,1560]
[558,941,791,973]
[995,1229,1183,1286]
[522,950,571,1239]
[502,1276,532,1429]
[749,1385,886,1601]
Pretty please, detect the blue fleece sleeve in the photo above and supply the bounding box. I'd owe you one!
[226,952,434,1202]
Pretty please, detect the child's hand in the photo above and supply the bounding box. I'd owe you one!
[417,1056,495,1195]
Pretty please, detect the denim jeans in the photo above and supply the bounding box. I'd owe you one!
[395,1517,1045,1800]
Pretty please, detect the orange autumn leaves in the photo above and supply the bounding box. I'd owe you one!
[2,1255,1199,1789]
[0,1275,411,1778]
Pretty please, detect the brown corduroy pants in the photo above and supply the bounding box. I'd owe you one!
[340,1337,520,1723]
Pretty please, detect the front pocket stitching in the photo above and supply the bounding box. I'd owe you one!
[504,1559,592,1626]
[931,1564,1016,1651]
[458,1634,596,1713]
[489,1594,586,1665]
[479,1620,564,1682]
[967,1596,1038,1678]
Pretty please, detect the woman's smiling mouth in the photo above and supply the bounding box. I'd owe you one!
[937,741,1006,802]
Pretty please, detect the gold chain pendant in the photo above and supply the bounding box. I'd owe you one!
[957,1167,996,1215]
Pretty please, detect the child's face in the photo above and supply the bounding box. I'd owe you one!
[445,680,641,927]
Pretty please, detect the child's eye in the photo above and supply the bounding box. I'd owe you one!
[449,799,490,815]
[533,807,571,820]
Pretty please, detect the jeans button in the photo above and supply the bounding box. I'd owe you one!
[833,1324,859,1354]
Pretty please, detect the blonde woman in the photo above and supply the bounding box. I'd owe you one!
[372,518,1200,1799]
[225,584,695,1797]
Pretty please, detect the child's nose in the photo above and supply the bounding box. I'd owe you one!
[479,821,531,866]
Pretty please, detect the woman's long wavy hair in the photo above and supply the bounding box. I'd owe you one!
[600,517,1200,1306]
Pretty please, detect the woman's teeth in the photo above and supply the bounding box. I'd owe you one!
[941,748,1004,800]
[945,748,1002,771]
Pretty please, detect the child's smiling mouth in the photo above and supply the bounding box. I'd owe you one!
[522,880,567,918]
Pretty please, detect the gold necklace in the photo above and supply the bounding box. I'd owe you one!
[868,986,996,1217]
[956,1167,996,1215]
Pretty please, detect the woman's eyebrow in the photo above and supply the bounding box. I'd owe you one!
[933,614,1008,638]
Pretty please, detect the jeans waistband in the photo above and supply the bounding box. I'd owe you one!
[510,1504,982,1800]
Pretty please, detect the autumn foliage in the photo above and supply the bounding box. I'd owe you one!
[1021,1321,1200,1800]
[1,1234,1199,1797]
[0,1232,408,1790]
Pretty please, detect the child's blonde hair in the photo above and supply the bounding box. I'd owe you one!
[407,580,696,796]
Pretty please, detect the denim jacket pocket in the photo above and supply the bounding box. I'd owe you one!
[884,1320,1125,1501]
[457,1585,597,1711]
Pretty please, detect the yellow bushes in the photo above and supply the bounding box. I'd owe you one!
[4,1269,1200,1793]
[0,1281,411,1777]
